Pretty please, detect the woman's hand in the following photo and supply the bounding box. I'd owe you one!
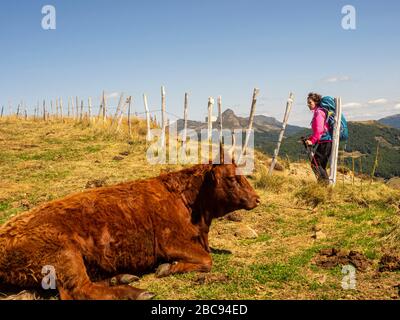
[305,140,313,146]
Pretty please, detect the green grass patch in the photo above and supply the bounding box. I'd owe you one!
[250,263,300,284]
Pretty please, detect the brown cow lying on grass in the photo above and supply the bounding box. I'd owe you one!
[0,163,260,300]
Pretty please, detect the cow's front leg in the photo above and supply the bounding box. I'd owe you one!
[156,248,212,278]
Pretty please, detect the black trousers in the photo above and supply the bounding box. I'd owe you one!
[311,142,332,183]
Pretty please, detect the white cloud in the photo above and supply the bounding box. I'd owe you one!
[324,76,351,83]
[367,98,388,105]
[343,102,363,109]
[395,104,400,109]
[106,92,120,99]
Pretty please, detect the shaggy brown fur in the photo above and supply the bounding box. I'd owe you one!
[0,164,260,300]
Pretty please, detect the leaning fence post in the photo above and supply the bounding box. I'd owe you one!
[75,97,79,122]
[370,142,380,184]
[102,91,107,122]
[143,94,152,142]
[80,100,84,122]
[269,92,295,175]
[238,88,260,165]
[67,98,71,118]
[182,93,188,146]
[71,97,75,119]
[56,99,59,119]
[88,97,92,123]
[207,97,214,146]
[24,102,27,120]
[161,86,167,150]
[217,96,223,163]
[207,97,215,162]
[112,92,125,127]
[43,100,46,121]
[60,98,63,121]
[127,96,132,136]
[329,97,343,186]
[117,96,130,132]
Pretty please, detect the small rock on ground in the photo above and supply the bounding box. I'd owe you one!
[225,212,243,222]
[234,225,258,239]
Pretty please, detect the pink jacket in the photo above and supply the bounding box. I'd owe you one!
[309,107,332,144]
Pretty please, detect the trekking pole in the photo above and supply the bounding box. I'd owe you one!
[300,137,315,161]
[300,137,322,181]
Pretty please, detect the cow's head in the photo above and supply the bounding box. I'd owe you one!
[204,164,260,218]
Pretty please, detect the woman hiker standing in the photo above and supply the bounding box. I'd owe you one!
[305,92,333,183]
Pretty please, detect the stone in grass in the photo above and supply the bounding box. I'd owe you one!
[311,225,326,240]
[113,156,125,161]
[20,199,31,210]
[119,151,130,156]
[225,212,243,222]
[85,178,108,189]
[268,160,284,172]
[312,231,326,240]
[234,225,258,239]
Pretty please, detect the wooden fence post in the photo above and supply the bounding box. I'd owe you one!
[117,96,131,132]
[207,97,214,146]
[127,96,132,136]
[161,86,167,150]
[24,102,27,120]
[238,88,260,165]
[71,97,75,119]
[67,98,71,118]
[269,92,295,175]
[60,98,63,121]
[328,97,343,186]
[43,100,46,121]
[0,106,3,118]
[56,99,59,119]
[217,96,223,163]
[182,93,188,146]
[80,100,84,122]
[112,92,125,127]
[143,94,152,141]
[75,97,79,122]
[102,91,107,122]
[88,97,92,123]
[207,97,215,163]
[370,142,380,184]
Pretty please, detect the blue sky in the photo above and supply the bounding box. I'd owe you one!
[0,0,399,126]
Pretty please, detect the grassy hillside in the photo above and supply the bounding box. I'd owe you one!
[256,121,400,179]
[1,118,400,300]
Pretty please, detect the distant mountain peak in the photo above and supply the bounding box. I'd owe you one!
[222,108,235,115]
[173,108,305,136]
[378,114,400,129]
